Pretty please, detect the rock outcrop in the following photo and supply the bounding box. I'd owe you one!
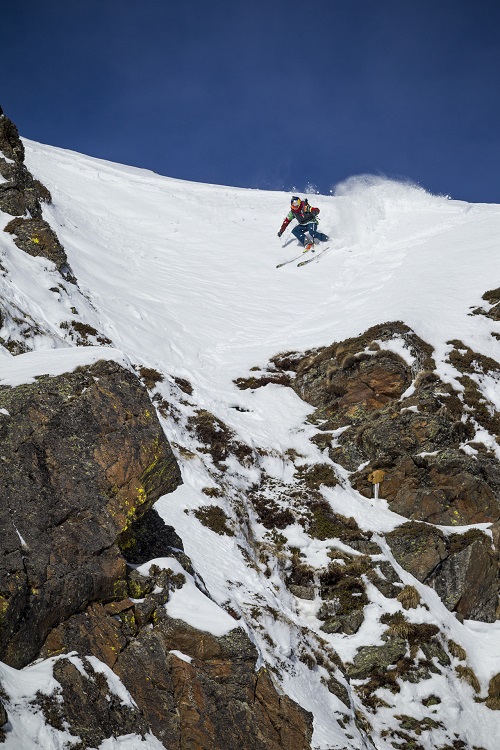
[386,523,498,622]
[41,598,313,750]
[0,108,73,279]
[289,323,500,621]
[239,322,500,625]
[0,356,313,749]
[0,358,181,668]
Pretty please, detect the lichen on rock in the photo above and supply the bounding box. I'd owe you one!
[0,358,181,668]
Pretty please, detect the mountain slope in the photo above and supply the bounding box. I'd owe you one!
[1,131,500,749]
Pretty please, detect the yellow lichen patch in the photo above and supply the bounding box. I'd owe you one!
[0,596,9,623]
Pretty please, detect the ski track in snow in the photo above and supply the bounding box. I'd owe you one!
[0,140,499,749]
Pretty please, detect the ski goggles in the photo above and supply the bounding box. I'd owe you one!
[291,198,301,208]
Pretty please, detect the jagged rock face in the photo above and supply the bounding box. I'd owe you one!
[0,110,72,277]
[0,114,25,162]
[291,323,500,527]
[34,656,151,748]
[386,523,498,622]
[0,112,50,219]
[0,359,181,668]
[364,450,500,525]
[285,322,500,621]
[40,583,313,750]
[0,158,51,219]
[115,617,313,750]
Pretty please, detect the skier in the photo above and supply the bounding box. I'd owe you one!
[277,196,329,249]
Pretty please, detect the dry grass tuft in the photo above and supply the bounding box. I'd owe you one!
[397,585,421,610]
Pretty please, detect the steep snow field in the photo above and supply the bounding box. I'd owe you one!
[1,139,500,749]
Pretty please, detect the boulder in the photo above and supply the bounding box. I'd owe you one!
[0,359,181,667]
[347,638,407,680]
[386,524,498,622]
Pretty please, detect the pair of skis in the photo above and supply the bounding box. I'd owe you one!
[276,242,329,269]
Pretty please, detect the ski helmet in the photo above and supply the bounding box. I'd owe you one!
[291,196,301,208]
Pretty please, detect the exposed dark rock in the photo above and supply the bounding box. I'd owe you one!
[4,217,69,274]
[0,183,26,216]
[42,600,131,667]
[386,523,498,622]
[432,532,498,622]
[355,449,500,525]
[0,358,181,668]
[420,640,450,667]
[286,552,315,600]
[478,288,500,322]
[289,584,315,600]
[292,322,430,429]
[0,111,51,216]
[0,112,24,162]
[119,617,313,750]
[0,160,51,218]
[318,555,371,635]
[347,638,407,680]
[0,349,311,747]
[42,590,314,749]
[288,324,500,529]
[270,322,500,625]
[0,110,72,281]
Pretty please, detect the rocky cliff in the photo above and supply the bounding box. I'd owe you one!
[0,354,313,748]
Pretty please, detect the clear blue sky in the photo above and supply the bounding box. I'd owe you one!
[2,0,500,203]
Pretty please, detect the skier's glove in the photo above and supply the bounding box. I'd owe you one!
[277,231,283,237]
[312,208,319,216]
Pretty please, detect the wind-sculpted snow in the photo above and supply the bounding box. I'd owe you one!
[0,134,499,748]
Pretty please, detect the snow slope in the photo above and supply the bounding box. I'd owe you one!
[1,139,500,749]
